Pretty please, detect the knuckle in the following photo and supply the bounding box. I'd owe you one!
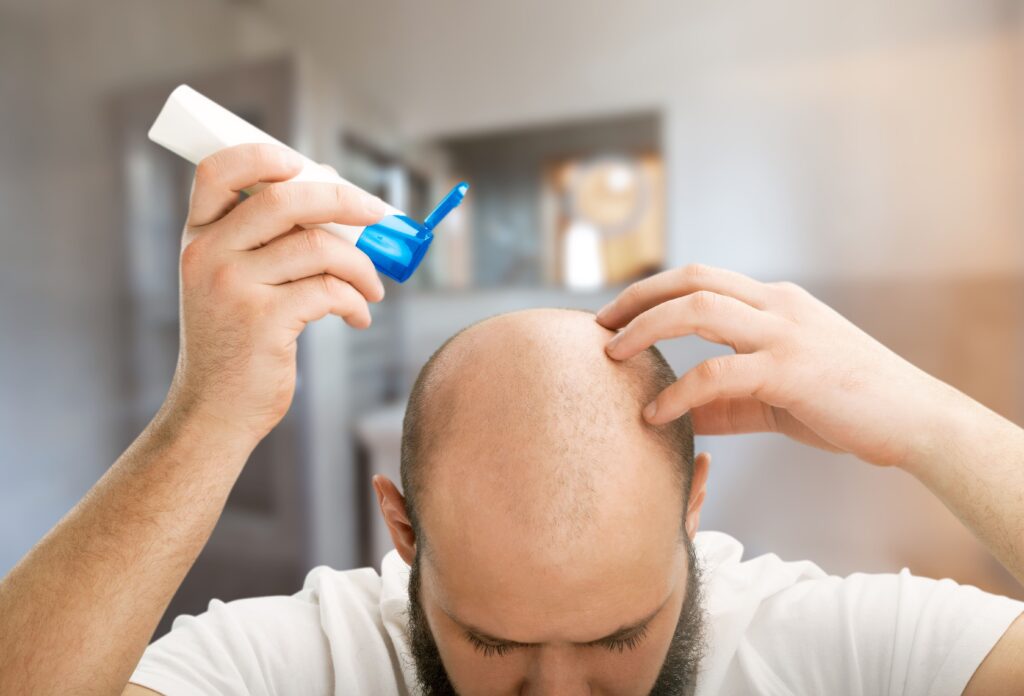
[697,357,726,382]
[179,239,207,282]
[690,290,718,313]
[260,183,291,211]
[682,262,712,281]
[317,273,336,296]
[210,261,242,295]
[772,280,805,297]
[300,227,327,254]
[180,238,202,268]
[193,157,218,189]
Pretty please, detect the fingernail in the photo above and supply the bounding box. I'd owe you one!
[365,195,388,218]
[606,332,622,354]
[643,401,658,421]
[596,303,611,321]
[282,149,304,169]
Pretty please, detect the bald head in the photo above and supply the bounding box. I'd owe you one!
[400,308,694,551]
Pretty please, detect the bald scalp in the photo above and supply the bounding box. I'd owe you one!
[400,309,694,544]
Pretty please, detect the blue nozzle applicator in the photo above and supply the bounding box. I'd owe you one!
[356,182,470,283]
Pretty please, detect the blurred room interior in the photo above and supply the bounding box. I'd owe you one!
[1,0,1022,636]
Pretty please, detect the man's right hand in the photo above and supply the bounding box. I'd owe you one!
[0,143,391,695]
[168,143,387,446]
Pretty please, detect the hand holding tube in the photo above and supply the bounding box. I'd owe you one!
[170,142,387,446]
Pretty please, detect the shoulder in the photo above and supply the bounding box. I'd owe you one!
[301,551,413,658]
[130,554,415,696]
[694,530,829,603]
[694,531,1024,696]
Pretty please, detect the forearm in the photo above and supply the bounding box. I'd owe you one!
[903,385,1024,587]
[0,399,256,695]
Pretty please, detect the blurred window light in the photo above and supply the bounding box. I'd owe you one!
[438,111,662,289]
[563,220,605,290]
[549,152,665,287]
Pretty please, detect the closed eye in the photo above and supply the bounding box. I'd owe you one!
[465,631,520,657]
[464,623,651,658]
[589,624,650,653]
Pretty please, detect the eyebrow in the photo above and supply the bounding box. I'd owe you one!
[445,594,671,648]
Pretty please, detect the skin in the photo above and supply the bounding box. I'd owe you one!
[375,310,710,694]
[0,142,1017,692]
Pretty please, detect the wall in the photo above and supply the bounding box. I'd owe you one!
[257,0,1024,594]
[0,0,289,576]
[265,0,1024,282]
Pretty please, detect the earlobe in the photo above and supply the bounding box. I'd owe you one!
[372,475,417,565]
[685,452,711,539]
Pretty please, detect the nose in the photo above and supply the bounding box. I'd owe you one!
[522,646,591,696]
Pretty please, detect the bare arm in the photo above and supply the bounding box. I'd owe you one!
[0,400,254,694]
[598,264,1024,691]
[904,391,1024,592]
[0,143,387,695]
[913,389,1024,694]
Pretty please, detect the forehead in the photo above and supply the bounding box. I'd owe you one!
[416,442,686,643]
[419,508,688,644]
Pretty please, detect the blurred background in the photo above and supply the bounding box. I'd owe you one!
[2,0,1023,636]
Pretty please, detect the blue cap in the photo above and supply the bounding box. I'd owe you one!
[355,182,469,283]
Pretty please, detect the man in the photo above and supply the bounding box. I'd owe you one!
[0,143,1022,695]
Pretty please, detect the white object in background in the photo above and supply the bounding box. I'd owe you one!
[563,220,605,290]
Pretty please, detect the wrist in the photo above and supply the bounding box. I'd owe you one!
[152,388,262,466]
[897,377,998,480]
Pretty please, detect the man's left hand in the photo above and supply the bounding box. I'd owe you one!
[597,264,965,469]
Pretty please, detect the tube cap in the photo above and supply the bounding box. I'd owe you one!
[356,182,469,283]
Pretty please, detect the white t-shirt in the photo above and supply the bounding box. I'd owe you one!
[130,531,1022,695]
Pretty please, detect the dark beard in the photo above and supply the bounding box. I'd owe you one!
[406,539,706,696]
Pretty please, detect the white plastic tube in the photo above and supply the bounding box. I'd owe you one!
[147,84,400,244]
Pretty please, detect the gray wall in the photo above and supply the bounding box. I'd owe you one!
[0,0,288,576]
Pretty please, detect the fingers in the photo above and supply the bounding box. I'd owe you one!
[606,291,778,361]
[688,397,778,435]
[275,274,372,329]
[189,143,303,227]
[644,354,767,425]
[597,264,769,330]
[221,181,388,250]
[248,227,384,303]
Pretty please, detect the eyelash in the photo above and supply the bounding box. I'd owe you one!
[465,632,516,657]
[600,625,649,653]
[465,625,650,658]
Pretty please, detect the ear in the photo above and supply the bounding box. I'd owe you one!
[684,452,711,539]
[372,475,417,566]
